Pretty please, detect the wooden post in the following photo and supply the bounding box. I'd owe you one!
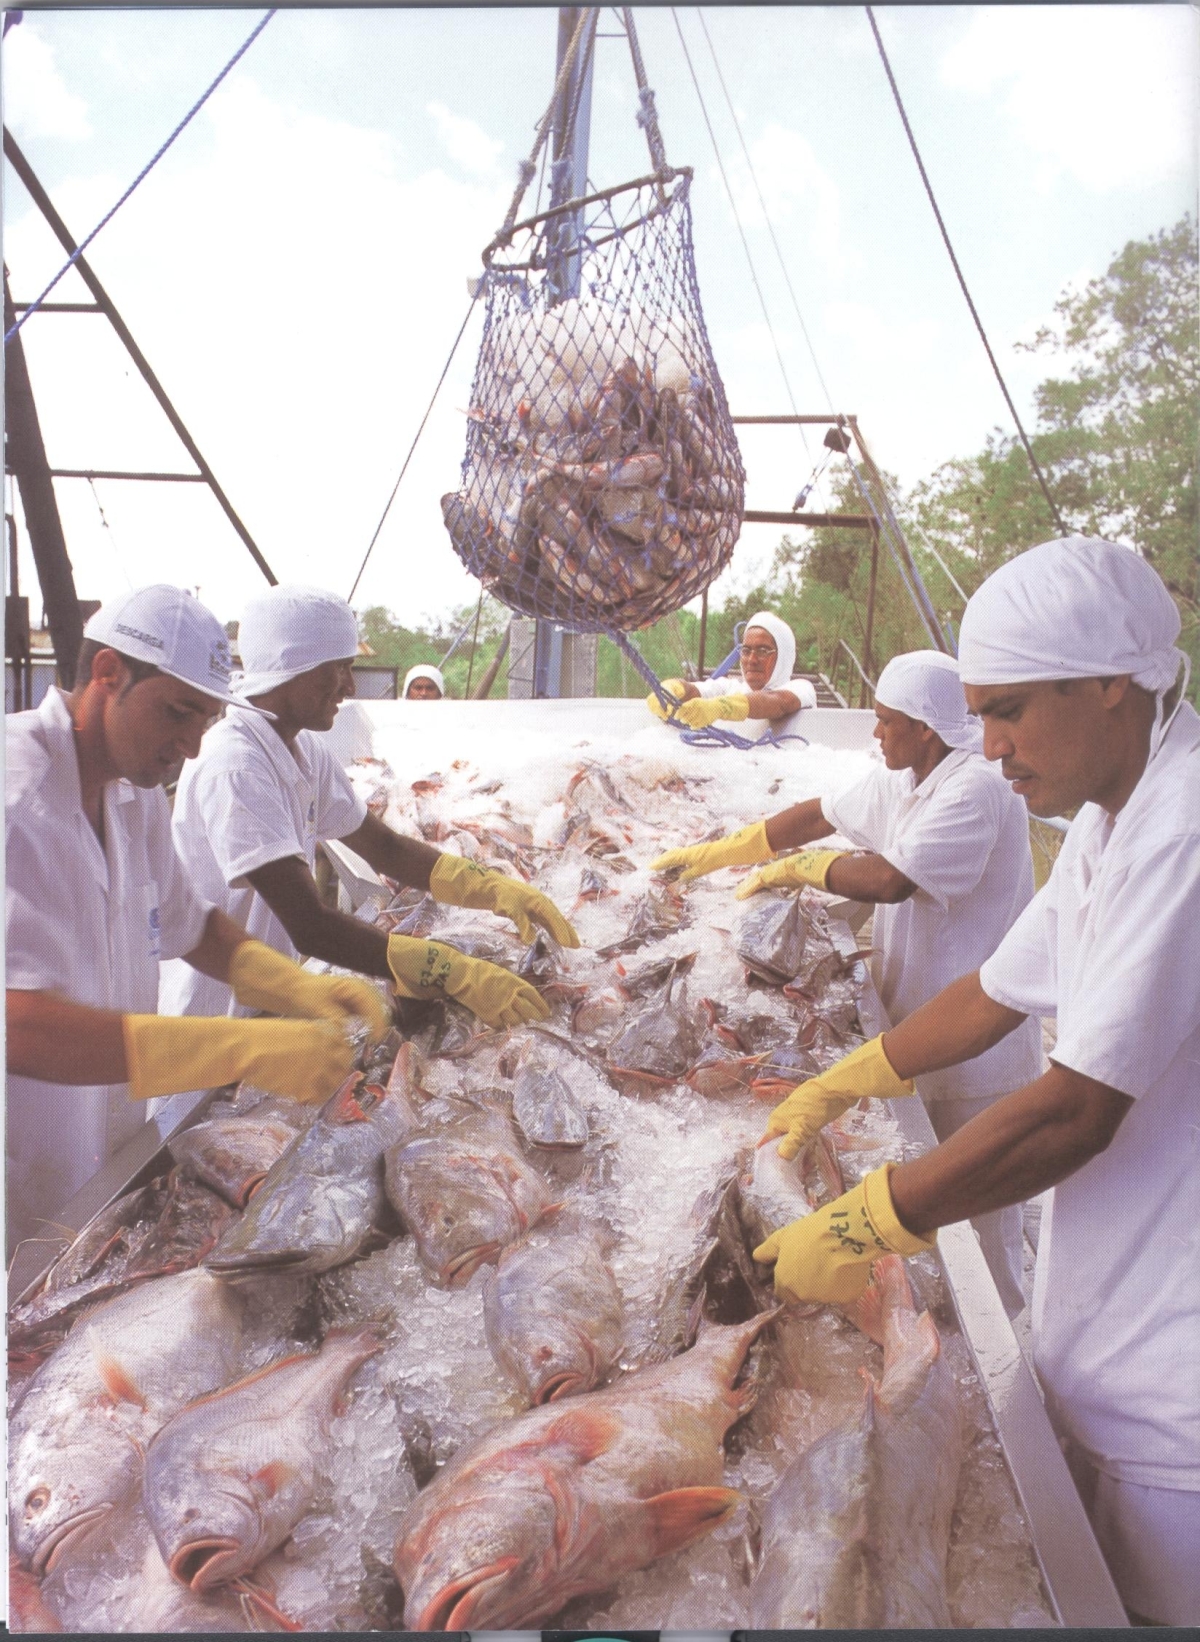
[862,522,880,705]
[697,588,708,679]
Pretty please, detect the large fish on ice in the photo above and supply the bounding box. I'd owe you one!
[507,1038,589,1152]
[749,1255,962,1628]
[394,1311,776,1630]
[735,891,810,985]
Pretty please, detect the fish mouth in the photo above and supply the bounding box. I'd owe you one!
[414,1556,521,1630]
[169,1536,244,1591]
[31,1503,114,1576]
[239,1171,270,1206]
[441,1243,502,1287]
[537,1372,584,1403]
[204,1249,310,1277]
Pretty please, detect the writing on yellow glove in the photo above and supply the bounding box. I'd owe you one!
[735,848,845,899]
[428,855,580,948]
[673,692,751,730]
[752,1163,936,1305]
[645,680,690,721]
[761,1034,914,1161]
[123,1013,354,1106]
[387,934,550,1029]
[228,938,390,1044]
[650,820,772,883]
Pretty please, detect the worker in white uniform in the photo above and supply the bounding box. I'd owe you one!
[403,664,445,701]
[161,585,578,1084]
[651,648,1042,1316]
[644,610,817,739]
[749,537,1199,1625]
[5,586,388,1257]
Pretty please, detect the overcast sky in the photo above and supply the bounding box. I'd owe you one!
[3,3,1196,633]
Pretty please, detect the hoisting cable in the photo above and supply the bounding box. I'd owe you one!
[463,584,486,700]
[495,7,593,245]
[347,295,477,602]
[5,10,277,344]
[864,5,1067,537]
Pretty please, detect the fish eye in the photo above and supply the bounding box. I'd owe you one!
[26,1485,51,1515]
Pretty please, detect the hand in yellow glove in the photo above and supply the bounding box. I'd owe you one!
[753,1163,936,1305]
[734,849,846,899]
[387,934,550,1029]
[124,1013,354,1106]
[650,820,772,883]
[761,1035,914,1161]
[645,679,690,721]
[228,938,390,1044]
[428,855,580,948]
[673,692,751,730]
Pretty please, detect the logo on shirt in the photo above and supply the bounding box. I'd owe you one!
[148,903,162,961]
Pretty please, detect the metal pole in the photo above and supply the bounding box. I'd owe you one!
[697,587,708,680]
[470,622,511,700]
[862,522,880,703]
[3,270,84,688]
[3,128,277,586]
[848,417,950,654]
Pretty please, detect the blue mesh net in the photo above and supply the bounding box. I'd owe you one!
[441,169,744,634]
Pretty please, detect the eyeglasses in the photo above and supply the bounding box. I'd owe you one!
[739,644,777,659]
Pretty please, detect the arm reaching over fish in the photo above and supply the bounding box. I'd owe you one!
[387,934,550,1029]
[759,1035,915,1160]
[428,852,579,948]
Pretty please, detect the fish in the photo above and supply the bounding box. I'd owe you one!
[508,1040,589,1152]
[597,880,687,958]
[204,1067,416,1281]
[384,1106,555,1287]
[7,1557,62,1632]
[684,1040,769,1099]
[736,892,811,985]
[393,1310,776,1630]
[482,1226,622,1405]
[143,1325,382,1594]
[606,959,700,1094]
[735,1132,845,1251]
[749,1255,962,1629]
[9,1270,244,1575]
[169,1113,306,1208]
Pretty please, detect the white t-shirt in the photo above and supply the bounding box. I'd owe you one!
[5,690,211,1247]
[159,708,366,1020]
[693,673,817,743]
[980,703,1200,1488]
[824,748,1043,1101]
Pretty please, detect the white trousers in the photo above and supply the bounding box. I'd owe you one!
[925,1093,1026,1320]
[1063,1441,1200,1624]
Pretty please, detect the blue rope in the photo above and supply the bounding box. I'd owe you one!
[4,10,276,345]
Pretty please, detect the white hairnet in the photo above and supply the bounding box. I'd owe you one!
[403,663,445,698]
[959,537,1184,696]
[235,585,359,699]
[874,650,983,752]
[743,611,796,693]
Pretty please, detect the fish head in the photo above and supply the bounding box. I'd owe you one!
[11,1459,120,1576]
[149,1478,265,1593]
[397,1165,513,1288]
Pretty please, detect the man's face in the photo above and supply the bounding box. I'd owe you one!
[872,702,930,771]
[283,658,357,732]
[103,665,221,787]
[406,677,442,701]
[963,677,1120,816]
[739,626,778,692]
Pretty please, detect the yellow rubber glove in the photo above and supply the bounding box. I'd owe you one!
[761,1035,914,1161]
[123,1013,354,1106]
[645,679,690,721]
[650,820,773,883]
[753,1163,937,1305]
[387,934,550,1029]
[428,854,580,948]
[673,692,751,730]
[227,938,390,1044]
[734,849,846,899]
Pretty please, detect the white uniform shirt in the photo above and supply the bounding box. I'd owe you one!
[824,748,1043,1101]
[159,707,366,1019]
[693,673,817,743]
[5,690,211,1245]
[980,703,1200,1488]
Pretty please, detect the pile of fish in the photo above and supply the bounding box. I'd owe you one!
[442,296,744,630]
[7,747,1052,1632]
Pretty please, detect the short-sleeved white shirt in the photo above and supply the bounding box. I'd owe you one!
[824,748,1043,1101]
[159,707,366,1019]
[980,703,1200,1487]
[5,690,211,1241]
[693,673,817,742]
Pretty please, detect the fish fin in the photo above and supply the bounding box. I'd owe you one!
[845,1261,887,1345]
[540,1405,620,1463]
[645,1485,742,1555]
[90,1342,147,1408]
[251,1458,295,1499]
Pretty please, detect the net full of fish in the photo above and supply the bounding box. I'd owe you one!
[7,733,1055,1631]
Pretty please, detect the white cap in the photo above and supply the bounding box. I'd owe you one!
[235,585,359,699]
[874,650,983,752]
[403,663,445,698]
[83,584,258,710]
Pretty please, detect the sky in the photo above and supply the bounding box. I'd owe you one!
[3,3,1196,635]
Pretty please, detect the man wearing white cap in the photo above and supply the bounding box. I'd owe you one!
[403,664,445,700]
[5,586,389,1255]
[644,611,817,739]
[652,647,1041,1315]
[749,538,1198,1624]
[162,586,578,1065]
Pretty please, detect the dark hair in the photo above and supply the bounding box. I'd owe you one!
[75,636,161,697]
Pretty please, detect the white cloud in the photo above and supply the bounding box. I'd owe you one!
[426,100,504,178]
[3,28,92,140]
[940,5,1197,191]
[716,123,852,277]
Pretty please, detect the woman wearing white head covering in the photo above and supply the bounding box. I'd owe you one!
[644,609,817,739]
[743,539,1200,1624]
[652,646,1042,1316]
[403,664,445,701]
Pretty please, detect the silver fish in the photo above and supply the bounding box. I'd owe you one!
[607,960,699,1094]
[736,891,810,985]
[736,1132,845,1250]
[483,1227,622,1405]
[510,1042,589,1152]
